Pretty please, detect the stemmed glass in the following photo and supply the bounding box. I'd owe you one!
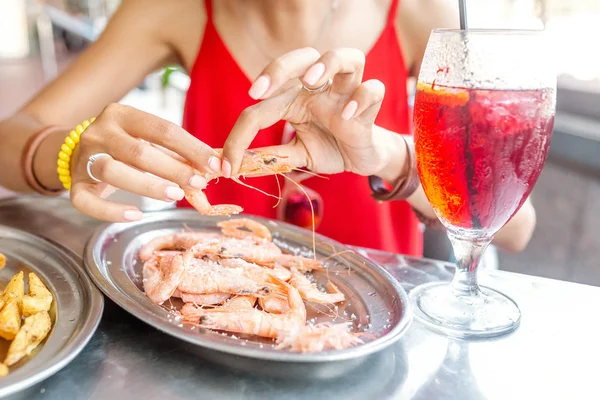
[410,29,556,338]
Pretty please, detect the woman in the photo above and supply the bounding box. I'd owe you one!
[0,0,535,255]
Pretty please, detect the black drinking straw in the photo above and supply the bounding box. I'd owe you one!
[458,0,468,29]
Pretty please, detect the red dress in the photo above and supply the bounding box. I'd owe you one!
[179,0,422,256]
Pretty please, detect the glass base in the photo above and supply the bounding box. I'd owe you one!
[409,282,521,339]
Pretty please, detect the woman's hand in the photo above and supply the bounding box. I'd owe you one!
[222,47,406,181]
[69,103,219,221]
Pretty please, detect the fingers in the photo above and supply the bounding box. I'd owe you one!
[99,103,220,173]
[79,124,208,191]
[88,155,188,202]
[222,86,301,177]
[303,48,365,94]
[249,47,365,99]
[249,47,321,99]
[340,79,385,122]
[103,132,208,190]
[70,182,143,222]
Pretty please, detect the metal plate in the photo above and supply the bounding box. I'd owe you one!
[83,210,411,363]
[0,226,104,398]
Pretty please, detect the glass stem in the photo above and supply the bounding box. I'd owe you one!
[447,233,492,297]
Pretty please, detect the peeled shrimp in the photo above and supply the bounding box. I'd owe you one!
[182,279,306,338]
[143,252,185,305]
[138,232,219,262]
[185,190,243,216]
[288,268,345,304]
[275,323,363,353]
[217,218,272,241]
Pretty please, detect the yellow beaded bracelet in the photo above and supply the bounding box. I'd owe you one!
[57,118,96,190]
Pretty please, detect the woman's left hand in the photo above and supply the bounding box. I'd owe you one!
[221,47,405,180]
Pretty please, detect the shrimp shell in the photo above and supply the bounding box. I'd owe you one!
[183,279,306,338]
[217,218,272,241]
[275,322,363,353]
[143,253,185,305]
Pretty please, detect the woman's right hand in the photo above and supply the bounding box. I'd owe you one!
[69,103,220,222]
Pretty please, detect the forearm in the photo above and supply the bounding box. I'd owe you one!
[0,113,67,193]
[372,125,536,252]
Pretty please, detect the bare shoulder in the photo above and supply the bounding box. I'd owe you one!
[118,0,207,70]
[395,0,459,75]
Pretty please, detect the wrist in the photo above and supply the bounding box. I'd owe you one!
[32,128,70,192]
[372,126,409,186]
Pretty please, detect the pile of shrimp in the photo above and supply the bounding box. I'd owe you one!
[139,218,363,353]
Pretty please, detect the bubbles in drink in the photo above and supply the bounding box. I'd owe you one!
[413,83,554,233]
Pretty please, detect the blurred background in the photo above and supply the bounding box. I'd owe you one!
[1,0,598,285]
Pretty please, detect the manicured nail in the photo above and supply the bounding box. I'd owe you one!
[222,159,232,179]
[189,174,207,189]
[248,75,270,99]
[208,156,221,173]
[303,63,325,86]
[341,100,358,120]
[165,186,185,201]
[123,210,143,221]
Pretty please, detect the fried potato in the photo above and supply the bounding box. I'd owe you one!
[0,299,21,340]
[0,253,5,270]
[2,271,24,307]
[0,363,7,377]
[5,311,51,366]
[22,273,53,317]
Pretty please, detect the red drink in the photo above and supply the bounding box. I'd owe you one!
[414,83,554,233]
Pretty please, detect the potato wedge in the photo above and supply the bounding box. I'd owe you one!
[5,311,51,366]
[0,299,21,340]
[0,253,5,270]
[22,273,53,317]
[0,363,7,377]
[2,271,24,307]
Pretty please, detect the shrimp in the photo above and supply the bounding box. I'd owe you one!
[143,252,185,305]
[183,279,306,338]
[138,232,219,261]
[185,150,295,217]
[179,292,231,305]
[258,295,290,314]
[178,250,271,296]
[187,236,282,264]
[185,190,243,216]
[288,268,345,304]
[219,258,291,281]
[181,295,257,323]
[260,254,324,272]
[217,218,272,241]
[275,322,363,353]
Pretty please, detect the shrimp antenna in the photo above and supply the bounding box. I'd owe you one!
[291,168,329,180]
[272,174,283,208]
[281,173,317,259]
[231,177,281,200]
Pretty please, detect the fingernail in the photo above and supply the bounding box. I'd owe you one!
[248,75,270,99]
[303,63,325,86]
[165,186,185,201]
[189,174,207,189]
[341,100,358,120]
[123,210,143,221]
[222,159,232,179]
[208,156,221,173]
